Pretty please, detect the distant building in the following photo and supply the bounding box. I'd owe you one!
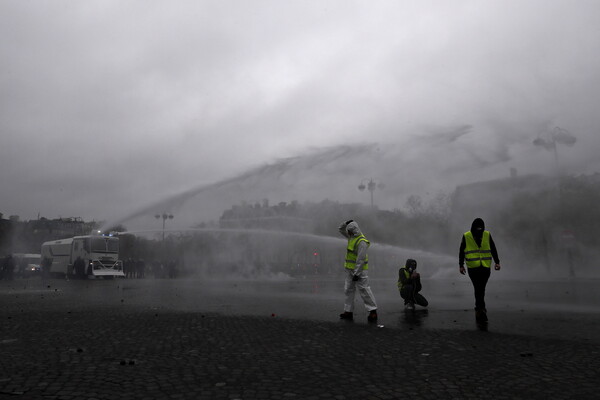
[28,217,97,238]
[450,173,557,230]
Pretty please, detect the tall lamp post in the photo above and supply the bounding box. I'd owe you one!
[533,126,577,174]
[533,126,577,202]
[358,178,385,208]
[155,213,174,242]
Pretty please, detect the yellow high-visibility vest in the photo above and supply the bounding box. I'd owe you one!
[464,230,492,268]
[344,234,369,270]
[397,268,410,289]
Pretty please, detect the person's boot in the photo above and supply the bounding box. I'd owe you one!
[475,309,488,322]
[367,309,378,322]
[339,311,353,320]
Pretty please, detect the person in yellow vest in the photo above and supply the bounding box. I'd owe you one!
[338,220,378,322]
[398,259,428,310]
[459,218,501,322]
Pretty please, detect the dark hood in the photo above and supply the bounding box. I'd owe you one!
[470,218,485,238]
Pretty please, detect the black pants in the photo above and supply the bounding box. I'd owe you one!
[467,266,490,311]
[400,285,428,307]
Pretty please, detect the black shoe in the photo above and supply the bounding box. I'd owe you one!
[367,310,378,322]
[339,312,353,320]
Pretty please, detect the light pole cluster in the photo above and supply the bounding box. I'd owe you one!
[358,178,385,208]
[155,213,174,241]
[533,126,577,173]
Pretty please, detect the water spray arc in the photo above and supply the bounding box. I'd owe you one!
[117,227,455,280]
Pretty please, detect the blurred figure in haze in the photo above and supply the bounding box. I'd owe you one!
[398,259,428,310]
[41,257,52,280]
[136,259,146,278]
[18,257,27,278]
[338,220,378,322]
[168,259,177,279]
[560,229,578,277]
[73,256,86,279]
[123,258,132,278]
[2,255,15,280]
[459,218,501,323]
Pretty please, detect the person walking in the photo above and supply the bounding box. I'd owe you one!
[41,257,52,281]
[1,255,15,280]
[459,218,501,322]
[338,220,378,322]
[398,259,428,310]
[73,256,86,279]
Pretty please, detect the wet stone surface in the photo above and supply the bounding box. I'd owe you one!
[0,278,599,399]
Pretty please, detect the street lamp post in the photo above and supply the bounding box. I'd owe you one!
[358,178,385,208]
[155,213,174,242]
[533,126,577,202]
[533,126,577,175]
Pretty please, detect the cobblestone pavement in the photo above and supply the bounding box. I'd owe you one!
[1,279,599,399]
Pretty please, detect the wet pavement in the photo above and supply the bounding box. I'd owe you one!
[1,276,599,399]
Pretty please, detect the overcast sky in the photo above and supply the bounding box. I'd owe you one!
[2,1,600,226]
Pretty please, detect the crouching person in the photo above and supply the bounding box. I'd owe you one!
[398,259,428,310]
